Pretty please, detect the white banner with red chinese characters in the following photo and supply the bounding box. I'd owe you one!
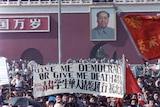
[33,63,125,98]
[0,15,50,32]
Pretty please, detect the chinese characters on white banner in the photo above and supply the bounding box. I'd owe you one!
[33,63,125,98]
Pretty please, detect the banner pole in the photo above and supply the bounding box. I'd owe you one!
[58,0,62,64]
[122,54,126,93]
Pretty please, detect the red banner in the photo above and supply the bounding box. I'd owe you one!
[122,15,160,60]
[0,15,50,32]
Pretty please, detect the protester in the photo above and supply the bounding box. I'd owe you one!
[136,76,144,89]
[11,72,24,90]
[11,88,19,97]
[81,95,90,107]
[109,97,117,107]
[155,76,160,88]
[53,94,63,107]
[62,94,69,105]
[46,97,55,107]
[152,91,160,106]
[68,94,80,107]
[143,96,159,107]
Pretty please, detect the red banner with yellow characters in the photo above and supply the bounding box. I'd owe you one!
[122,15,160,60]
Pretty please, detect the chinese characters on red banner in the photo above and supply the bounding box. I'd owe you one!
[0,15,50,32]
[122,15,160,60]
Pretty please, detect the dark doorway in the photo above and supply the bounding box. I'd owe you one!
[21,48,43,64]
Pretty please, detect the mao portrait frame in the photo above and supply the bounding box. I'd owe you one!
[90,6,117,41]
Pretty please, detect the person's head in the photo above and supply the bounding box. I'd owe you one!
[55,94,62,103]
[48,96,56,103]
[130,99,138,106]
[137,76,143,83]
[142,86,148,93]
[12,88,19,96]
[143,90,150,99]
[96,11,110,29]
[152,91,159,101]
[68,94,77,103]
[123,94,131,106]
[106,97,111,104]
[25,91,33,99]
[98,96,106,105]
[147,97,155,107]
[62,94,69,103]
[82,95,90,106]
[131,93,138,99]
[15,73,21,79]
[147,79,153,86]
[89,95,97,103]
[110,97,117,102]
[48,101,55,107]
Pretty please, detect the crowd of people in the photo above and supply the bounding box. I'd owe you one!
[0,58,159,107]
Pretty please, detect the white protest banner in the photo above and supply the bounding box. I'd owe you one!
[0,57,9,85]
[33,63,125,98]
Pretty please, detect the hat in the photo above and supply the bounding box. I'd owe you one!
[48,96,56,102]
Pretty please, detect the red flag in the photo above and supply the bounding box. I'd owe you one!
[126,67,146,106]
[126,67,141,94]
[122,15,160,60]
